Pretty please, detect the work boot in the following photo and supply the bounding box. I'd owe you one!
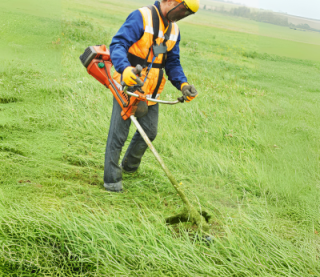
[104,181,123,193]
[120,163,137,174]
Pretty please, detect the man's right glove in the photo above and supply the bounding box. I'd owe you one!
[122,66,140,87]
[181,84,198,102]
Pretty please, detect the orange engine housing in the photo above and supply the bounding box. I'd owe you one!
[80,45,146,120]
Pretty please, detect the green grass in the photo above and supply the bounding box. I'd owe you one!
[189,8,320,44]
[0,0,320,276]
[185,8,320,62]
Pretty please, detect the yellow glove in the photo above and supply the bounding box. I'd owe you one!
[181,83,198,102]
[123,66,140,87]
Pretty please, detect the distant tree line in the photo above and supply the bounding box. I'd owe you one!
[202,5,320,32]
[231,7,288,26]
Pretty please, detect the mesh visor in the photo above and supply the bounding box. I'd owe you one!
[167,2,194,22]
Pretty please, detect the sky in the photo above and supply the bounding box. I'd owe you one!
[233,0,320,20]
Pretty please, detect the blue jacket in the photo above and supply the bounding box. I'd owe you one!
[109,1,188,91]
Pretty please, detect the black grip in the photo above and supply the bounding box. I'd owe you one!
[131,65,143,86]
[178,96,185,103]
[132,65,143,76]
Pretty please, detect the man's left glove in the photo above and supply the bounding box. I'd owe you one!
[181,84,198,102]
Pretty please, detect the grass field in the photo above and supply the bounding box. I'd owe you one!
[1,0,320,276]
[183,8,320,62]
[201,0,320,31]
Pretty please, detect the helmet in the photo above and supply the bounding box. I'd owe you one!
[166,0,200,22]
[183,0,200,13]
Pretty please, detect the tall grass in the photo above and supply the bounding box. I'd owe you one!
[1,195,319,276]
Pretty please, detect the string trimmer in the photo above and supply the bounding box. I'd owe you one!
[80,45,210,233]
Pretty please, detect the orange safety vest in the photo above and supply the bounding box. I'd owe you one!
[113,5,180,106]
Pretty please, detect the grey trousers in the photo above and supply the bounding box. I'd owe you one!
[104,97,159,191]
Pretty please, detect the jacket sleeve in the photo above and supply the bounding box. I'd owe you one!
[109,10,144,74]
[165,33,188,91]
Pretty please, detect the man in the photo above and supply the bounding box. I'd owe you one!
[104,0,200,192]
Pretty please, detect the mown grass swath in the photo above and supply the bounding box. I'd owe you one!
[0,0,319,276]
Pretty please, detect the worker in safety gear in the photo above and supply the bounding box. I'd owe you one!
[104,0,200,192]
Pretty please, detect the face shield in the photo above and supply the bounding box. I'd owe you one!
[166,1,195,22]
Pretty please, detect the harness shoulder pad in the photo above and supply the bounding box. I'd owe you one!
[163,23,172,44]
[148,5,160,44]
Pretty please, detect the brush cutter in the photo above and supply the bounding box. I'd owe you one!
[80,45,210,233]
